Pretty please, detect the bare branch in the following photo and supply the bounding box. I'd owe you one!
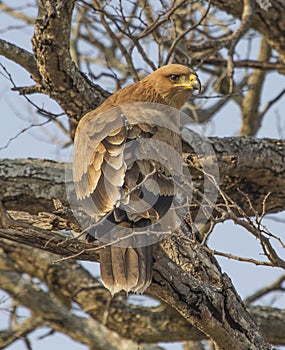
[0,2,35,24]
[0,317,44,349]
[227,0,255,93]
[193,58,285,72]
[205,247,275,267]
[0,39,40,79]
[1,238,284,345]
[245,275,285,304]
[212,0,285,63]
[0,268,162,350]
[164,0,213,64]
[259,88,285,120]
[240,36,271,136]
[92,0,139,81]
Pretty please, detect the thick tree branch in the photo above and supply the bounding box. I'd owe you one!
[182,133,285,216]
[31,0,110,122]
[0,268,162,350]
[0,239,284,345]
[151,241,272,350]
[1,135,284,218]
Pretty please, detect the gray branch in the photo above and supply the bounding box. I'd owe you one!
[1,135,284,217]
[0,239,284,345]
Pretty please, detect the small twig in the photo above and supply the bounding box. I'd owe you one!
[259,88,285,120]
[138,0,188,39]
[205,247,274,267]
[0,119,54,152]
[245,274,285,304]
[260,191,271,222]
[164,0,212,64]
[0,62,67,150]
[53,228,171,263]
[11,84,43,95]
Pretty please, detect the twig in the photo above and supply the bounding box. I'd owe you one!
[205,247,274,267]
[245,274,285,304]
[138,0,188,39]
[194,58,285,72]
[259,88,285,120]
[164,0,212,64]
[92,0,139,81]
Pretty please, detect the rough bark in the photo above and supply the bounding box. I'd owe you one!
[31,0,110,122]
[1,135,284,218]
[0,239,284,345]
[0,144,283,348]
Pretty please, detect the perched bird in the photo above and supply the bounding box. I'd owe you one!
[73,64,201,295]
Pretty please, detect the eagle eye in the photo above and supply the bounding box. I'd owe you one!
[169,74,180,83]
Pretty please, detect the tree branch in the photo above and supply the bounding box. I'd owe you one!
[0,39,40,80]
[212,0,285,65]
[193,58,285,73]
[240,36,271,136]
[0,317,44,349]
[31,0,110,121]
[0,239,284,345]
[0,269,163,350]
[2,134,285,218]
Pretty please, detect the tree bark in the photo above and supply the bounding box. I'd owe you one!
[31,0,110,123]
[1,138,284,348]
[1,134,284,218]
[0,239,284,345]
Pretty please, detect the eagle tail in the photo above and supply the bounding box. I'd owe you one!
[99,244,153,295]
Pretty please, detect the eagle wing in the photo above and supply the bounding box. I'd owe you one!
[73,103,181,295]
[73,107,127,217]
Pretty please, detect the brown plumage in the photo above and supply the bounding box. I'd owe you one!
[73,64,201,295]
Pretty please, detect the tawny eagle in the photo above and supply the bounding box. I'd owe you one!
[73,64,201,295]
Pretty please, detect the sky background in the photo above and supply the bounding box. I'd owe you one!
[0,2,285,350]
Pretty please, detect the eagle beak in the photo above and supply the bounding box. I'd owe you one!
[174,74,201,93]
[190,75,201,93]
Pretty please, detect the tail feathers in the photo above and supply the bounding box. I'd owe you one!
[99,245,153,295]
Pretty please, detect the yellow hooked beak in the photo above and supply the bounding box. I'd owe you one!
[174,74,201,93]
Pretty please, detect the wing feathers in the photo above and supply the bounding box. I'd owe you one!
[92,175,121,213]
[104,152,125,170]
[106,126,126,143]
[102,139,125,156]
[74,102,181,295]
[102,162,126,187]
